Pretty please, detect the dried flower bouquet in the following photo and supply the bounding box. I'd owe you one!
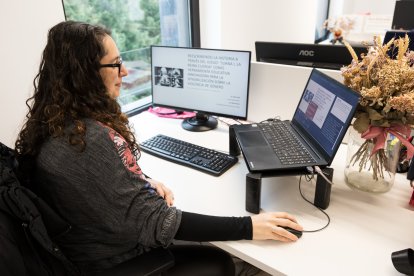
[341,35,414,180]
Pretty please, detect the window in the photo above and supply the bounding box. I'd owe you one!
[62,0,200,115]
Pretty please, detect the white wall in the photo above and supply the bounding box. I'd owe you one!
[329,0,396,19]
[0,1,65,147]
[198,0,396,58]
[199,0,318,57]
[341,0,396,14]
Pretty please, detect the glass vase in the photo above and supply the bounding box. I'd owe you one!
[344,127,401,193]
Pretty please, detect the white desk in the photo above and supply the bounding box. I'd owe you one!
[130,111,414,276]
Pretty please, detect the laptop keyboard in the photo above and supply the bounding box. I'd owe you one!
[259,122,316,165]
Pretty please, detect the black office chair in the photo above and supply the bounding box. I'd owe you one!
[0,208,174,276]
[0,141,174,276]
[100,248,174,276]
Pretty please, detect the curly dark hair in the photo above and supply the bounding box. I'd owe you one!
[15,21,140,172]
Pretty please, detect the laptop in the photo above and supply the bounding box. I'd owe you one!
[233,69,360,172]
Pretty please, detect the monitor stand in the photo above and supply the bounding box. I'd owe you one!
[182,113,218,132]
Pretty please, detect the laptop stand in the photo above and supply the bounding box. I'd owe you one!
[230,126,332,214]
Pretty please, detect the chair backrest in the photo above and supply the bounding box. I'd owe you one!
[0,142,79,275]
[101,247,175,276]
[0,209,71,275]
[0,142,175,275]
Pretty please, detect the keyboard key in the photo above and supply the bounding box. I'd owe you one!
[259,122,317,165]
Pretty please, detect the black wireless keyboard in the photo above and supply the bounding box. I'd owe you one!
[140,134,238,176]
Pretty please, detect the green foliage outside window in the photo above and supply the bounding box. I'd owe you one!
[63,0,161,55]
[63,0,162,108]
[62,0,193,111]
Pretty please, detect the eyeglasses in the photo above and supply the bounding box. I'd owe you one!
[100,57,123,75]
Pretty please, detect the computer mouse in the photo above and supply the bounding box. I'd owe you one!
[281,226,303,239]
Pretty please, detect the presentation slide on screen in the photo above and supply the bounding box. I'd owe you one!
[298,78,355,150]
[152,47,250,117]
[298,79,335,129]
[330,97,353,123]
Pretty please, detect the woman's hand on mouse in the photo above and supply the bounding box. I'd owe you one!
[250,212,303,242]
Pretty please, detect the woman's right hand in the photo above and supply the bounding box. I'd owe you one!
[250,212,303,242]
[145,178,175,207]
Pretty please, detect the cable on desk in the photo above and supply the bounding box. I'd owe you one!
[217,117,253,126]
[259,116,282,124]
[234,119,244,125]
[218,115,282,126]
[216,117,235,126]
[298,174,331,233]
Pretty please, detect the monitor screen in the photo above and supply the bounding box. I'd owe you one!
[151,46,251,131]
[292,69,360,159]
[392,1,414,30]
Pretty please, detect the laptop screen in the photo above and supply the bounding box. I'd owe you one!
[292,69,360,159]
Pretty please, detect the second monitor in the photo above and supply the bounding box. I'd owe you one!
[255,41,369,70]
[151,46,251,131]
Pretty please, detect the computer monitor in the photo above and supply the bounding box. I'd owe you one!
[151,46,251,132]
[392,1,414,30]
[255,42,368,70]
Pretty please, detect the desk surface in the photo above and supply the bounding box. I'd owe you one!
[130,111,414,276]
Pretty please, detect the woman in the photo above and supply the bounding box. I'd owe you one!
[15,21,303,274]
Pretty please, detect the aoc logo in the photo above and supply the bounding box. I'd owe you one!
[298,50,315,56]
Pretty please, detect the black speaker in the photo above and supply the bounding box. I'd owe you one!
[314,167,333,209]
[391,248,414,275]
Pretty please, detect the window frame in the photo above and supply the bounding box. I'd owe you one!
[60,0,201,117]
